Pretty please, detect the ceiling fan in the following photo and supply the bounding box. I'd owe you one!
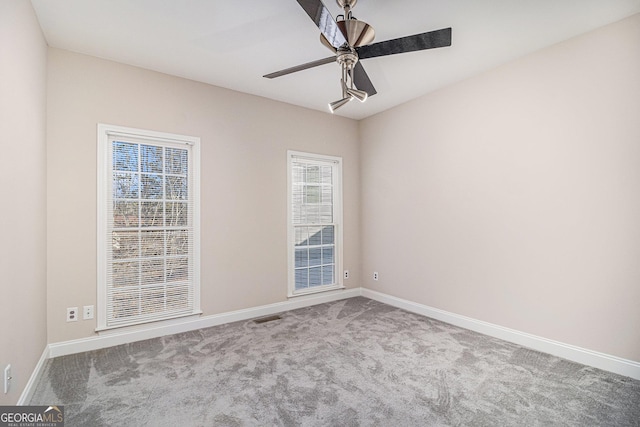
[264,0,452,112]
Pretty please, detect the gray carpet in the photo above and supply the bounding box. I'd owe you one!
[30,297,640,426]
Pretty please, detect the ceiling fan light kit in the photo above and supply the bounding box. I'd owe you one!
[346,88,368,103]
[264,0,452,112]
[329,47,364,112]
[329,97,353,113]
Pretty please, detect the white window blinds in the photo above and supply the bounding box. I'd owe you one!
[288,151,343,296]
[98,125,200,329]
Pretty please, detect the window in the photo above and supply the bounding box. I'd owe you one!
[97,124,200,330]
[287,151,343,296]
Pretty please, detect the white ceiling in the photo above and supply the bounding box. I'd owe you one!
[31,0,640,120]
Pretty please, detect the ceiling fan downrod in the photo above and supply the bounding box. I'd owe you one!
[336,0,355,20]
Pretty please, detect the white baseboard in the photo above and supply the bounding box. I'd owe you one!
[17,346,49,405]
[361,288,640,381]
[48,288,360,358]
[41,286,640,383]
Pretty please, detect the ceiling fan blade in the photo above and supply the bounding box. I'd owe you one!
[351,62,377,96]
[296,0,347,48]
[356,27,452,59]
[263,56,336,79]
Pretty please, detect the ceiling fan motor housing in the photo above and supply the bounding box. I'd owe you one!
[337,19,375,47]
[334,0,374,48]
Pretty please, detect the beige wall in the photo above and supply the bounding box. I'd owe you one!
[0,1,48,404]
[13,5,638,388]
[46,49,361,343]
[360,14,640,362]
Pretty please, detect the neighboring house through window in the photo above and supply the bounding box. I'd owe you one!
[288,151,344,296]
[97,124,201,330]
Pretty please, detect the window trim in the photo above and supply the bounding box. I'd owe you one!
[97,123,201,331]
[287,150,344,297]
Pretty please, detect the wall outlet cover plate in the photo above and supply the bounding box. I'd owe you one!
[4,364,11,394]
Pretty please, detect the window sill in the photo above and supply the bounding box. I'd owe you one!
[288,284,345,299]
[96,311,203,335]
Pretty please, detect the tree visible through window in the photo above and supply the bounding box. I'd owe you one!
[98,125,200,329]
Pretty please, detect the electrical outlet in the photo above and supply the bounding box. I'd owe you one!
[344,270,349,279]
[67,307,78,322]
[83,305,94,320]
[373,271,379,281]
[4,364,11,394]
